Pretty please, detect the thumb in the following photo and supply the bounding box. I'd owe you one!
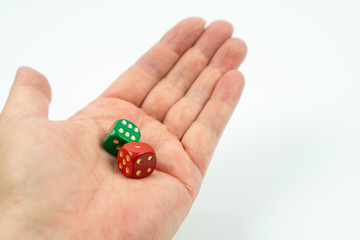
[2,66,52,119]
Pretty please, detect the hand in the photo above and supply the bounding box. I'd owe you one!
[0,18,246,240]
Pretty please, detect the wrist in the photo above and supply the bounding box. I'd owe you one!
[0,197,62,239]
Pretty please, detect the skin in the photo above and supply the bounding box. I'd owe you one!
[0,18,246,240]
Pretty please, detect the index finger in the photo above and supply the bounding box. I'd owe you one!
[101,17,206,106]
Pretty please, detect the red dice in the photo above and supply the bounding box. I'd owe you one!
[117,142,156,179]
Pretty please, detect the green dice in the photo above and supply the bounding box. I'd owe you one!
[103,119,141,156]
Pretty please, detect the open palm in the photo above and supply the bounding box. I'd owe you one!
[0,18,246,239]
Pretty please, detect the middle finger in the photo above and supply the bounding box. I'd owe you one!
[140,20,233,121]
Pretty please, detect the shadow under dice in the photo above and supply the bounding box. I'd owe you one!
[103,119,141,156]
[117,142,156,179]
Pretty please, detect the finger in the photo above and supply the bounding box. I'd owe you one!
[164,38,247,139]
[181,70,245,176]
[140,20,233,121]
[2,67,51,119]
[101,17,206,106]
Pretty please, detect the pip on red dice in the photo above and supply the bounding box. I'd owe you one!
[103,119,156,179]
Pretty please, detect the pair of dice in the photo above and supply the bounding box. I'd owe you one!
[103,119,156,179]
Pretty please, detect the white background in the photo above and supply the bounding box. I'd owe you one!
[1,0,360,239]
